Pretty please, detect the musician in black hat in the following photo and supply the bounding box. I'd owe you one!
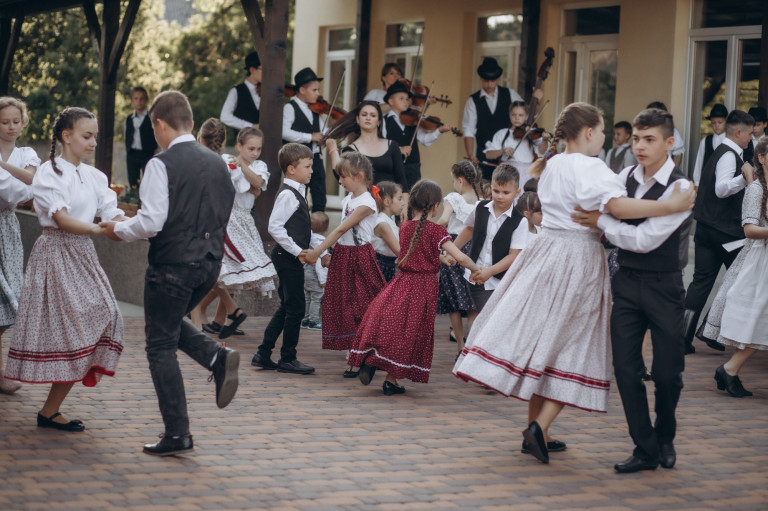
[282,67,327,212]
[744,107,767,163]
[221,51,261,138]
[461,57,542,181]
[692,103,728,186]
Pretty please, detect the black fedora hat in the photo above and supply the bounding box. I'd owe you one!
[477,57,503,80]
[706,103,728,119]
[383,80,414,103]
[748,107,767,123]
[294,67,323,89]
[244,51,261,70]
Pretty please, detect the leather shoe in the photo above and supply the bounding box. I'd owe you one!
[37,412,85,432]
[695,314,725,351]
[521,439,567,454]
[382,381,405,395]
[614,454,658,473]
[143,434,194,456]
[210,347,239,409]
[342,369,360,378]
[714,365,753,397]
[659,442,676,469]
[251,353,278,370]
[277,359,315,374]
[358,363,377,386]
[522,421,549,464]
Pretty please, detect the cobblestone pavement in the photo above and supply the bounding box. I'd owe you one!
[1,315,766,511]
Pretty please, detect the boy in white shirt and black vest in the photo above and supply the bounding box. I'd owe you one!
[220,51,261,139]
[124,86,158,189]
[603,121,637,173]
[692,103,728,186]
[282,67,327,212]
[744,107,766,163]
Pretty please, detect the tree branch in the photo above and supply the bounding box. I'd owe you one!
[107,0,141,82]
[240,0,266,56]
[82,1,101,56]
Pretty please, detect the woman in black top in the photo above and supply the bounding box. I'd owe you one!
[325,101,409,192]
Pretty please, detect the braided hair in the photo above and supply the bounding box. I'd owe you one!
[752,137,768,223]
[451,160,482,199]
[48,107,96,175]
[398,179,443,268]
[198,118,226,154]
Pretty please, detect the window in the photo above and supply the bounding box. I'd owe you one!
[563,6,620,36]
[384,22,424,83]
[693,0,765,29]
[473,14,523,92]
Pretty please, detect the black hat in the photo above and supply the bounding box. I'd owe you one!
[294,67,323,89]
[477,57,503,80]
[244,51,261,70]
[706,103,728,119]
[383,80,414,103]
[748,107,767,123]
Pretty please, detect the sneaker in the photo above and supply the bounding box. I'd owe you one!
[306,320,322,330]
[300,319,310,329]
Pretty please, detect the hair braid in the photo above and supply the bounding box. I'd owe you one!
[397,179,443,268]
[398,209,429,268]
[752,138,768,222]
[49,132,60,175]
[48,107,96,175]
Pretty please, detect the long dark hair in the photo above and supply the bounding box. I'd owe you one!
[49,107,96,175]
[752,137,768,222]
[323,100,384,143]
[398,179,443,268]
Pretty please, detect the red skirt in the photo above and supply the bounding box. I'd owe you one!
[322,243,385,350]
[348,270,439,383]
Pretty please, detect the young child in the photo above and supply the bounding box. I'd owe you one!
[221,51,262,137]
[371,181,404,281]
[436,160,482,352]
[300,152,386,377]
[517,191,542,240]
[348,180,481,394]
[453,102,694,465]
[302,211,330,330]
[124,86,158,189]
[484,101,549,191]
[603,121,637,173]
[692,103,728,186]
[252,143,317,375]
[6,107,125,430]
[744,107,767,163]
[283,67,327,212]
[363,62,404,106]
[0,97,39,395]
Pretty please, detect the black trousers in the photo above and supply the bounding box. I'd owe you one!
[684,223,742,312]
[259,246,305,362]
[126,149,154,189]
[611,267,685,461]
[308,154,326,212]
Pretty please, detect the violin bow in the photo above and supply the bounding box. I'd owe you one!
[404,81,435,161]
[409,28,424,93]
[321,67,346,133]
[511,100,550,153]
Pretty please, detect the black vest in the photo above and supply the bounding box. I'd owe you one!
[471,87,512,161]
[275,183,311,252]
[693,143,746,241]
[468,200,524,280]
[702,134,716,170]
[148,141,235,265]
[233,83,260,124]
[743,139,754,165]
[617,166,692,272]
[124,114,158,153]
[608,144,631,174]
[384,115,419,165]
[282,100,319,151]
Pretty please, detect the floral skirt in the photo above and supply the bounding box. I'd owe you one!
[437,236,475,314]
[220,207,277,295]
[0,209,23,327]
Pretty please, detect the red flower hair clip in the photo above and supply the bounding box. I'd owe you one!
[371,185,381,199]
[228,163,238,170]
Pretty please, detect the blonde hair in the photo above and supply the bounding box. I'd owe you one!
[0,96,29,127]
[198,118,226,154]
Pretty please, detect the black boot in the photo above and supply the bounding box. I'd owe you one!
[682,309,699,354]
[695,312,725,351]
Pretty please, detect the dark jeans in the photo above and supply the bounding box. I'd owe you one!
[126,149,154,189]
[309,154,326,212]
[404,162,422,191]
[684,224,742,313]
[611,268,686,461]
[144,258,222,437]
[259,246,305,362]
[468,282,493,312]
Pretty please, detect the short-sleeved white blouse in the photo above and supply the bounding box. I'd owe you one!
[338,191,378,246]
[221,154,253,210]
[371,212,399,257]
[443,192,477,235]
[33,158,123,228]
[0,146,39,209]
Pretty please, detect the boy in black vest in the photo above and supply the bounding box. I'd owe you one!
[603,121,637,173]
[220,51,261,138]
[103,91,239,456]
[251,143,319,375]
[744,106,767,163]
[382,80,453,189]
[282,67,327,212]
[574,108,693,473]
[683,110,755,353]
[124,86,158,189]
[692,103,728,186]
[453,164,528,321]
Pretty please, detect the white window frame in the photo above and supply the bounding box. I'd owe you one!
[383,21,425,82]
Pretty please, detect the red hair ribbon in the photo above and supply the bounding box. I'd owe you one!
[371,185,381,199]
[228,163,238,170]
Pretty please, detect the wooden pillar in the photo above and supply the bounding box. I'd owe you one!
[759,2,768,109]
[354,0,371,104]
[519,0,540,101]
[0,16,23,95]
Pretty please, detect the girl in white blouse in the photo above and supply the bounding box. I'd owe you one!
[371,180,404,282]
[0,97,40,395]
[5,107,125,432]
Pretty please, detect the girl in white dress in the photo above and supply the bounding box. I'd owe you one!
[453,103,694,464]
[0,97,40,394]
[6,107,125,431]
[371,181,404,281]
[517,191,543,242]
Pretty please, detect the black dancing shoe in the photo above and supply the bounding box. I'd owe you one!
[219,308,247,339]
[659,442,676,469]
[202,321,222,334]
[714,365,753,397]
[276,359,315,374]
[382,381,406,395]
[143,434,194,456]
[358,364,377,386]
[521,439,567,454]
[37,412,85,432]
[342,369,360,378]
[209,346,240,409]
[614,454,658,473]
[522,421,549,464]
[251,353,278,370]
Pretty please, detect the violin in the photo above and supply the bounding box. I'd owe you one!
[512,125,547,141]
[397,79,452,107]
[398,108,463,137]
[259,83,348,121]
[256,83,296,99]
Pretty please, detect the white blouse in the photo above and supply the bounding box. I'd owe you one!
[538,153,626,231]
[338,191,378,246]
[33,158,123,228]
[443,192,478,235]
[371,212,399,257]
[222,154,261,211]
[0,146,39,210]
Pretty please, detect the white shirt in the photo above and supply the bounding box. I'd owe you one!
[222,155,270,210]
[371,212,399,257]
[538,153,626,231]
[309,232,328,285]
[338,191,378,246]
[671,128,685,157]
[282,98,326,153]
[113,134,196,242]
[463,201,529,290]
[484,127,545,188]
[461,86,523,139]
[381,111,442,147]
[128,111,148,150]
[692,131,726,185]
[33,158,123,228]
[443,192,478,235]
[363,89,386,104]
[713,137,747,198]
[603,142,638,174]
[597,157,691,252]
[220,81,261,130]
[0,146,38,209]
[268,178,308,257]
